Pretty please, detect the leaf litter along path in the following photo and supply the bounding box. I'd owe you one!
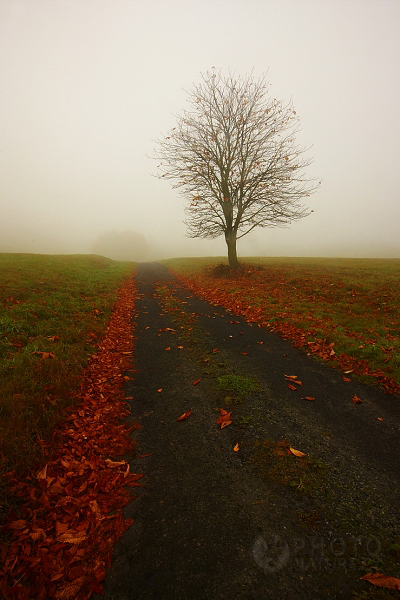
[95,263,400,600]
[0,275,142,600]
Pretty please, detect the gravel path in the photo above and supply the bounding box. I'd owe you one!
[96,262,400,600]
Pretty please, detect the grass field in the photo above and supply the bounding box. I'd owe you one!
[161,256,400,393]
[0,253,135,515]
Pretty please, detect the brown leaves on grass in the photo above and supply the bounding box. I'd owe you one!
[360,573,400,590]
[172,270,400,396]
[352,394,363,404]
[272,439,306,458]
[0,275,140,600]
[216,408,232,428]
[34,351,56,359]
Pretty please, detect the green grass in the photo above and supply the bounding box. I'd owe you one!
[162,257,400,390]
[0,253,135,518]
[217,374,260,394]
[252,437,328,496]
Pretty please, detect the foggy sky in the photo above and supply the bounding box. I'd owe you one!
[1,0,399,260]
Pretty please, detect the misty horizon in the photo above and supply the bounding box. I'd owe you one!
[1,0,399,261]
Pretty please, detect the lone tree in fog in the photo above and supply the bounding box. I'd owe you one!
[154,70,320,268]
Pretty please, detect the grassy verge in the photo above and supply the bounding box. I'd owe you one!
[161,257,400,393]
[0,253,135,518]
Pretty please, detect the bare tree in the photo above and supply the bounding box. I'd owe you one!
[154,70,320,268]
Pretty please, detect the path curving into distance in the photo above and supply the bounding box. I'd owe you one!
[95,262,400,600]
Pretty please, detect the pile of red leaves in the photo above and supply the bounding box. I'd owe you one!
[0,275,141,599]
[174,272,400,395]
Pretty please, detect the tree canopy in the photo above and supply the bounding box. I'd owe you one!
[154,70,320,267]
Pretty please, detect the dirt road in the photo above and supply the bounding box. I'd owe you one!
[96,262,400,600]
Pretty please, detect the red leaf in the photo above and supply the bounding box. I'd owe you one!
[288,384,297,391]
[192,378,201,385]
[177,410,192,421]
[289,447,306,457]
[352,394,363,404]
[8,520,27,530]
[216,408,232,428]
[360,573,400,590]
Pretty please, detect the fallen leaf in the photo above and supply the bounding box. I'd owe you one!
[288,384,297,391]
[37,464,48,480]
[378,417,383,421]
[352,394,363,404]
[105,458,127,468]
[301,396,315,401]
[157,388,162,392]
[165,346,171,351]
[55,576,86,599]
[285,375,298,379]
[360,573,400,590]
[192,378,201,385]
[35,351,55,359]
[57,531,88,544]
[343,377,351,382]
[289,447,306,457]
[343,369,354,374]
[177,345,184,349]
[8,520,27,529]
[241,352,249,356]
[233,443,240,452]
[213,348,219,353]
[216,408,232,428]
[177,410,192,421]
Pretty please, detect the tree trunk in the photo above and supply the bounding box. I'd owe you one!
[225,230,239,268]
